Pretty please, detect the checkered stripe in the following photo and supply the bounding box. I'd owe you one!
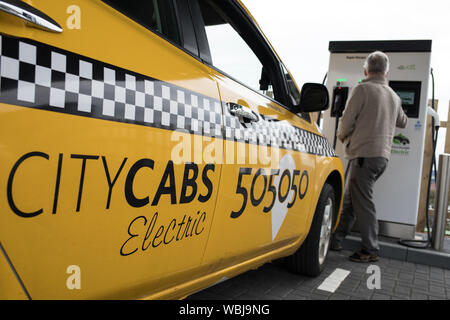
[0,34,336,158]
[224,112,336,157]
[0,34,223,137]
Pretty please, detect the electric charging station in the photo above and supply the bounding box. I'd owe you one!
[322,40,433,239]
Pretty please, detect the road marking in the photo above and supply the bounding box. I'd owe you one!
[317,268,351,293]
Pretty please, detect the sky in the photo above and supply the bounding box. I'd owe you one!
[242,0,450,154]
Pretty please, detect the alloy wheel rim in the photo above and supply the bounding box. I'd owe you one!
[319,197,333,265]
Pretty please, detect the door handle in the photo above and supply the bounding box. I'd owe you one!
[227,102,259,123]
[0,0,63,33]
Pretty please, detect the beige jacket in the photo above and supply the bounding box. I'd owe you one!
[337,76,408,160]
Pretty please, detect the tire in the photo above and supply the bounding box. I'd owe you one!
[286,183,336,276]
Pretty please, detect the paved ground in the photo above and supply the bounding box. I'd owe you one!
[188,250,450,300]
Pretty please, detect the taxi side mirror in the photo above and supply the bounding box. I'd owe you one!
[296,83,329,113]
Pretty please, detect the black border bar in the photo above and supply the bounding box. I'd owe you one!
[329,40,432,53]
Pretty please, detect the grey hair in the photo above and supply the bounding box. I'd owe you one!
[363,51,390,75]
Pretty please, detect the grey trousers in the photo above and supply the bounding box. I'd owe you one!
[333,157,388,254]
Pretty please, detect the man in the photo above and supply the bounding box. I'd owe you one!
[331,51,408,262]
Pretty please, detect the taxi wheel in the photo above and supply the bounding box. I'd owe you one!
[286,183,336,277]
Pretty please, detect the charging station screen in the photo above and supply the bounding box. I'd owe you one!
[389,81,421,118]
[396,91,415,105]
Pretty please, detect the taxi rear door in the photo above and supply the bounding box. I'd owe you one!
[191,0,334,271]
[0,0,223,299]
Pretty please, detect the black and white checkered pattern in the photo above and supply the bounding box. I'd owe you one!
[0,34,336,158]
[224,112,336,157]
[0,34,223,138]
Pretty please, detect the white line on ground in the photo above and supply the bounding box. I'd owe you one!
[317,268,351,293]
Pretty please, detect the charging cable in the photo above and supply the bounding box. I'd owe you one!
[398,68,438,249]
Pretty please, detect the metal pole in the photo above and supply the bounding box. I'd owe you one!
[432,154,450,251]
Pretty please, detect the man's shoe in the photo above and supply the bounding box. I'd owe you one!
[349,250,379,263]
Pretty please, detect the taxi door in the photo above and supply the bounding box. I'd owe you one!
[191,0,326,270]
[0,0,223,299]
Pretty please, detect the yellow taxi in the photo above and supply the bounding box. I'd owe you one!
[0,0,344,299]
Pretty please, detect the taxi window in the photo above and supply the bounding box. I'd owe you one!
[103,0,181,45]
[282,65,301,107]
[197,0,277,102]
[282,64,311,122]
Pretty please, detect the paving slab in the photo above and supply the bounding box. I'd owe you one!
[188,249,450,300]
